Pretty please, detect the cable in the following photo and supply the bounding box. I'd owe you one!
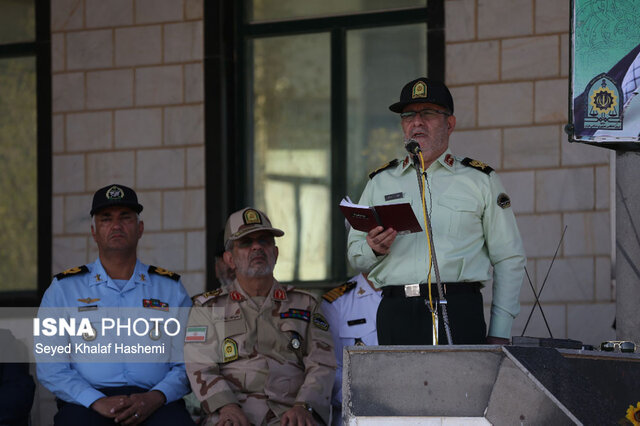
[416,151,453,345]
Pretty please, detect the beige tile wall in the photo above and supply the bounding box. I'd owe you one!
[50,0,205,301]
[447,0,615,344]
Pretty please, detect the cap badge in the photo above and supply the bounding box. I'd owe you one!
[412,81,427,99]
[105,185,125,200]
[243,209,262,225]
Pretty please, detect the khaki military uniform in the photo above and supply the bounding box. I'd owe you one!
[185,279,336,425]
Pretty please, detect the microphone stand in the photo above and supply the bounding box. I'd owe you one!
[406,141,453,345]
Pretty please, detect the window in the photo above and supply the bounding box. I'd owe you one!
[0,0,51,305]
[205,0,443,286]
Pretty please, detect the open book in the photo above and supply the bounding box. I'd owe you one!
[339,196,423,234]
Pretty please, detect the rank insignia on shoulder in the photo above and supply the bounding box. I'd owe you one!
[322,281,357,303]
[461,157,494,175]
[312,313,330,331]
[497,193,511,209]
[55,265,89,281]
[193,289,222,305]
[223,338,239,362]
[368,159,399,179]
[148,265,181,281]
[185,326,207,343]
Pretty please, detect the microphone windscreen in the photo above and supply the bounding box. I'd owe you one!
[404,140,421,154]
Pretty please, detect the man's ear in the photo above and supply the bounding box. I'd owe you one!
[223,250,235,270]
[447,115,456,136]
[446,114,456,136]
[90,225,97,243]
[137,220,144,239]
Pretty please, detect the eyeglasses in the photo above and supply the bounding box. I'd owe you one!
[600,340,636,353]
[400,108,451,122]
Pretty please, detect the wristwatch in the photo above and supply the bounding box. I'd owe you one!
[294,401,313,414]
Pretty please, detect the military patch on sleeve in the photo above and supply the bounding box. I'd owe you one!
[497,193,511,209]
[461,157,494,175]
[368,159,399,179]
[312,313,330,331]
[322,280,357,303]
[222,338,239,363]
[54,265,89,281]
[148,265,181,281]
[185,326,207,343]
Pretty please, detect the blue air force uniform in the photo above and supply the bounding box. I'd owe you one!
[321,273,382,426]
[36,258,192,408]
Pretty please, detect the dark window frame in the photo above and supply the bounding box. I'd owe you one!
[0,1,51,306]
[204,1,444,289]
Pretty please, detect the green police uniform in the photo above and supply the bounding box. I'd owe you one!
[347,148,526,339]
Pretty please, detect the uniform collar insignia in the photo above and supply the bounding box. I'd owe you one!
[357,287,366,295]
[95,274,102,282]
[139,273,146,282]
[273,288,287,301]
[230,291,245,302]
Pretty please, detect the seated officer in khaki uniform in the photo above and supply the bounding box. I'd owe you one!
[185,207,336,426]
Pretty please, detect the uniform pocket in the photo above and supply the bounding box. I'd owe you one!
[438,195,479,238]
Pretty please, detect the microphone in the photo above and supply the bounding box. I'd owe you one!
[404,139,421,155]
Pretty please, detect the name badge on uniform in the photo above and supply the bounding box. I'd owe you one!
[385,192,403,201]
[78,305,98,312]
[347,318,366,326]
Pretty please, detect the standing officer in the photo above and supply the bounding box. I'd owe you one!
[37,184,194,425]
[321,273,381,426]
[185,207,336,426]
[347,77,526,346]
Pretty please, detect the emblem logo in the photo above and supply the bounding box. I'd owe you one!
[82,325,97,341]
[273,288,287,300]
[105,185,125,200]
[223,338,239,362]
[412,81,427,99]
[243,209,262,225]
[626,402,640,426]
[584,74,622,130]
[312,313,330,331]
[77,297,100,304]
[497,193,511,209]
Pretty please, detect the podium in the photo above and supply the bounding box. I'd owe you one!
[342,345,640,425]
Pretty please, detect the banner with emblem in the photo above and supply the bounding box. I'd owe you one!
[569,0,640,148]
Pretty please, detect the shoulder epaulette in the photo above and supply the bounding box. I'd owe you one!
[368,159,399,179]
[322,280,357,303]
[148,265,181,281]
[288,286,319,301]
[461,157,494,175]
[54,265,89,281]
[192,288,224,305]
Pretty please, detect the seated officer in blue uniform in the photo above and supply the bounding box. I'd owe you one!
[36,184,194,425]
[322,273,381,426]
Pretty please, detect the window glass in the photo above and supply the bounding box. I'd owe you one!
[247,0,427,22]
[0,56,37,291]
[0,0,35,44]
[250,33,331,281]
[346,24,427,204]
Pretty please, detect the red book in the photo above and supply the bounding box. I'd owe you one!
[339,197,423,234]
